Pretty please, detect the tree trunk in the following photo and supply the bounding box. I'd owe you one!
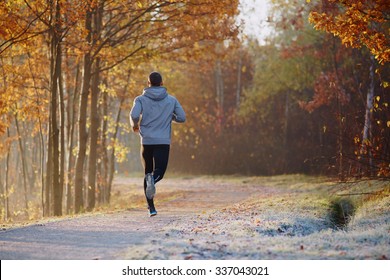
[331,37,345,181]
[4,127,11,220]
[66,63,80,214]
[38,119,45,217]
[98,79,109,204]
[87,59,100,211]
[87,1,103,211]
[14,115,29,210]
[215,60,224,133]
[49,0,62,216]
[45,117,52,217]
[107,97,125,203]
[337,99,344,181]
[74,6,93,213]
[360,55,375,175]
[58,48,65,216]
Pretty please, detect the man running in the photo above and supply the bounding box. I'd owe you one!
[130,72,186,216]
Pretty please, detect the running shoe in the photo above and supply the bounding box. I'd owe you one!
[149,209,157,217]
[145,173,156,199]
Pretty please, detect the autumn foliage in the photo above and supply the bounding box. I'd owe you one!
[0,0,389,223]
[309,0,390,64]
[304,0,389,178]
[0,0,240,220]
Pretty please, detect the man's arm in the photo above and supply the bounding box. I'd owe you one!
[172,98,186,123]
[130,97,142,132]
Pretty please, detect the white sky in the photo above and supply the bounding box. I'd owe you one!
[238,0,272,42]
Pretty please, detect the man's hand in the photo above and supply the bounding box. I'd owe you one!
[133,125,139,133]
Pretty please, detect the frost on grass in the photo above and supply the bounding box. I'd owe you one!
[124,176,390,260]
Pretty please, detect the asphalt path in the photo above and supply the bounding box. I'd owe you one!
[0,177,260,259]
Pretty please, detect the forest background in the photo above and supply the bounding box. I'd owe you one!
[0,0,389,222]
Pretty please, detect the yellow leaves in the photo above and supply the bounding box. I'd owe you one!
[387,121,390,128]
[0,123,6,136]
[99,83,117,98]
[308,12,330,29]
[309,1,390,64]
[114,142,129,163]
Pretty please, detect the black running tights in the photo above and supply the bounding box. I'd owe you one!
[141,144,170,208]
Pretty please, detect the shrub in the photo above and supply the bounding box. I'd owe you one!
[329,197,356,229]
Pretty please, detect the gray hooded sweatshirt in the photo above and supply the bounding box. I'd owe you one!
[130,86,186,145]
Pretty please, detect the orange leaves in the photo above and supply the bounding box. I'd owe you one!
[0,99,7,135]
[308,0,390,64]
[299,71,350,113]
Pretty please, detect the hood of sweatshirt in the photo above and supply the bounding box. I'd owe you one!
[143,86,168,101]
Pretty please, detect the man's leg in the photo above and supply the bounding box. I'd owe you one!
[152,145,170,184]
[141,145,154,174]
[141,145,156,215]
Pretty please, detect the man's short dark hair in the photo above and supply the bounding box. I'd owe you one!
[149,72,162,86]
